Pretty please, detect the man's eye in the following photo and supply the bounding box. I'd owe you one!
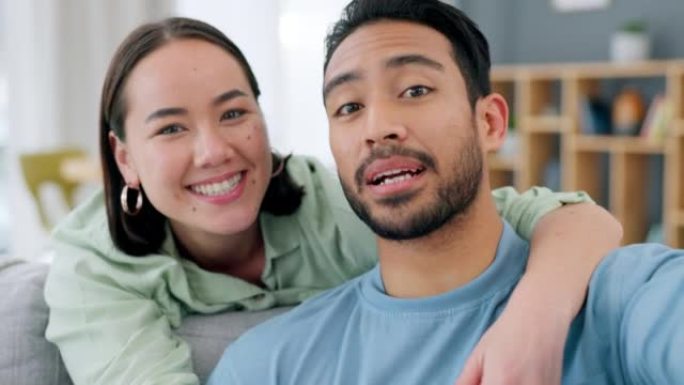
[157,124,185,136]
[221,109,246,121]
[335,103,362,117]
[401,85,433,98]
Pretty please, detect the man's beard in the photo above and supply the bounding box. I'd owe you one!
[340,133,483,241]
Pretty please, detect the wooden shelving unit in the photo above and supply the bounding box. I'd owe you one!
[571,136,666,154]
[490,59,684,247]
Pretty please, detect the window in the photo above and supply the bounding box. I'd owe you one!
[0,0,9,253]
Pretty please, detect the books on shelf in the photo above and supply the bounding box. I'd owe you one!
[639,95,673,142]
[580,97,612,135]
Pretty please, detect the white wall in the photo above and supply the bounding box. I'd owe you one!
[174,1,283,148]
[176,0,349,167]
[276,0,349,167]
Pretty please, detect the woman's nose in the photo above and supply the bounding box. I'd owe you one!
[193,126,234,168]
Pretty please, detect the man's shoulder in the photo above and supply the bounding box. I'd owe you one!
[596,242,682,280]
[579,243,684,383]
[587,243,684,313]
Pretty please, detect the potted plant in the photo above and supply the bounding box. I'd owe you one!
[610,19,651,63]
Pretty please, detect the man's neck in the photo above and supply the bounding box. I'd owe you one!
[377,193,503,298]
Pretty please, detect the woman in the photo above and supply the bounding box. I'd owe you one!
[44,17,621,385]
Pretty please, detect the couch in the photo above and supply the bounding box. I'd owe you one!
[0,257,290,385]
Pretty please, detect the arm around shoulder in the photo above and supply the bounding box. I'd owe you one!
[459,188,621,385]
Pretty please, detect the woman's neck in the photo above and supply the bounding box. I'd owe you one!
[171,220,266,285]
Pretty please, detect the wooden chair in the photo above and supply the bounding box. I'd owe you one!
[19,148,87,230]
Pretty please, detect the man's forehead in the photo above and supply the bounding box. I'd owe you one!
[324,20,453,80]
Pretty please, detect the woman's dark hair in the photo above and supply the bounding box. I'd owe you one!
[324,0,491,108]
[100,17,303,256]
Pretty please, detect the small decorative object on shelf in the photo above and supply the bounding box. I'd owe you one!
[640,95,673,143]
[612,87,645,136]
[580,96,612,135]
[610,19,651,63]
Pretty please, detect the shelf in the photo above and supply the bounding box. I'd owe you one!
[488,154,517,171]
[570,62,671,79]
[675,211,684,226]
[491,69,518,82]
[492,60,684,81]
[522,116,570,134]
[674,119,684,137]
[491,59,684,247]
[572,135,666,154]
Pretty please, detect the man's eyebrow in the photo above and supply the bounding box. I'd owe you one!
[213,89,248,106]
[386,54,444,71]
[323,71,362,102]
[322,55,444,102]
[145,107,188,123]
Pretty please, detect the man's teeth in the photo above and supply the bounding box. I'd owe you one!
[373,168,421,185]
[379,173,412,185]
[191,173,242,196]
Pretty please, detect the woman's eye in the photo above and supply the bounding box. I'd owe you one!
[335,103,362,117]
[401,85,433,98]
[157,124,185,136]
[221,109,246,121]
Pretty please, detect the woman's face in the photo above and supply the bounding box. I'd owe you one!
[112,38,272,240]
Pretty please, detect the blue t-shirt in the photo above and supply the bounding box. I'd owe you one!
[207,222,684,385]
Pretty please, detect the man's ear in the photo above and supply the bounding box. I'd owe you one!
[109,132,140,187]
[475,93,509,153]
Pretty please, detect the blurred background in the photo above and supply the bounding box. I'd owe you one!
[1,0,683,260]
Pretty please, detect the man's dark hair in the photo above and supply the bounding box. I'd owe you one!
[324,0,491,108]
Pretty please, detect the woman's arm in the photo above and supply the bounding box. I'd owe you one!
[45,213,200,385]
[455,188,623,385]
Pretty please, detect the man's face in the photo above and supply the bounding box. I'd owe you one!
[324,21,487,240]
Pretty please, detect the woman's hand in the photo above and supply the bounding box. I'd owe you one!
[454,277,568,385]
[456,202,622,384]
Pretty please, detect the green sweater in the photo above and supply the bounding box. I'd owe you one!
[45,155,591,385]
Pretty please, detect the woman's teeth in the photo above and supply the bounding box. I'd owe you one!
[191,173,242,196]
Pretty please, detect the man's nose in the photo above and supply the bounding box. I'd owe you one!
[363,101,409,147]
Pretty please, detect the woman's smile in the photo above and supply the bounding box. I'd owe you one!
[187,170,247,204]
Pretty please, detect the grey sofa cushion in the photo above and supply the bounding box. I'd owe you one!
[0,258,72,385]
[179,308,290,384]
[0,258,290,385]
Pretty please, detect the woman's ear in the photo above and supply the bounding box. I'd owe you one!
[475,93,509,153]
[109,132,140,187]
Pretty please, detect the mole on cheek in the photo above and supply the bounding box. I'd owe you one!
[251,179,256,185]
[192,206,197,212]
[247,135,251,141]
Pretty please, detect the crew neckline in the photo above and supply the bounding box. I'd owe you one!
[359,221,529,315]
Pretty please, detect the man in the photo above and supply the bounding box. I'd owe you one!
[207,0,684,383]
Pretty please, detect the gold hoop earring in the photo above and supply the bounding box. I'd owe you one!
[121,185,143,216]
[271,153,286,178]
